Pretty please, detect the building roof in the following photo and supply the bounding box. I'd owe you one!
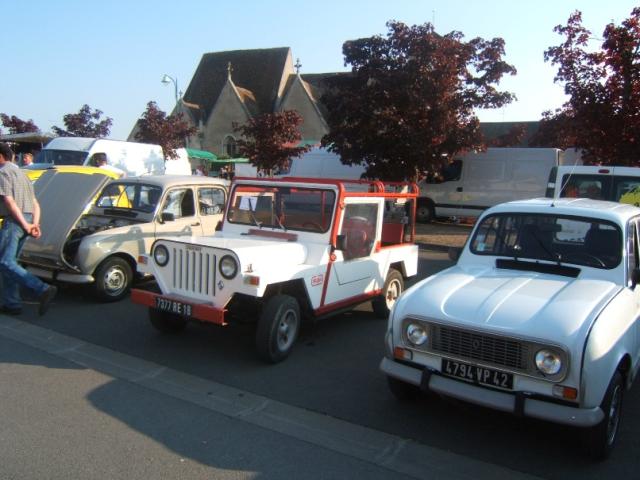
[183,47,292,121]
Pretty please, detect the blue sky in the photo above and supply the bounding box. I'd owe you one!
[2,0,637,140]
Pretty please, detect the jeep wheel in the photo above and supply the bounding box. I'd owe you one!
[387,376,419,401]
[148,308,187,334]
[372,269,404,319]
[94,257,133,302]
[585,371,623,460]
[256,295,300,363]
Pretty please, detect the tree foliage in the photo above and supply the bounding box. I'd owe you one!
[134,101,197,159]
[234,110,312,175]
[0,114,39,134]
[52,104,112,138]
[321,21,516,180]
[534,8,640,165]
[487,124,527,147]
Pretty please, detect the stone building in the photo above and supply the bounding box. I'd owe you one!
[130,47,336,158]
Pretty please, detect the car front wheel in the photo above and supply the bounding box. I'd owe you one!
[94,257,133,302]
[256,295,300,363]
[585,371,624,460]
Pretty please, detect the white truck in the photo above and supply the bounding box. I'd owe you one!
[36,137,191,176]
[132,177,419,363]
[417,148,572,222]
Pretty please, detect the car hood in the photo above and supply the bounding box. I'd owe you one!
[396,264,621,348]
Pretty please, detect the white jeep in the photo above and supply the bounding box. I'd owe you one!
[381,197,640,459]
[132,177,419,362]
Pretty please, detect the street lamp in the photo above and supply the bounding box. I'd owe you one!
[161,74,180,104]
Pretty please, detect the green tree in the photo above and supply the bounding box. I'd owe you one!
[321,21,516,180]
[52,104,112,137]
[234,111,312,176]
[134,101,197,159]
[534,8,640,165]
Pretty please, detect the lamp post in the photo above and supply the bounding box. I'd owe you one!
[161,74,180,104]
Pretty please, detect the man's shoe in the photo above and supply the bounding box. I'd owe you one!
[0,305,22,315]
[38,286,58,316]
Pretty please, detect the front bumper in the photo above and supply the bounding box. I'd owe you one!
[380,357,604,428]
[131,288,227,326]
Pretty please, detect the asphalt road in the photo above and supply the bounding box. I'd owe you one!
[5,249,640,478]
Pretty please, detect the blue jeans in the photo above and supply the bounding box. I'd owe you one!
[0,215,48,309]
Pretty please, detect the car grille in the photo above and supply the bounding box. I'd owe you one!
[432,325,529,371]
[169,246,219,298]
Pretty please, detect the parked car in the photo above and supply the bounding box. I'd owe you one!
[381,197,640,459]
[20,173,228,302]
[131,177,419,362]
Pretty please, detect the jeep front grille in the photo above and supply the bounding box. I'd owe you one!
[433,325,529,370]
[170,247,218,297]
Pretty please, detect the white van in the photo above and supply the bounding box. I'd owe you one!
[545,165,640,205]
[37,138,191,177]
[417,148,568,222]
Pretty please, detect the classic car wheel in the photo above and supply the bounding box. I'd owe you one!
[94,257,133,302]
[256,295,300,363]
[148,308,187,334]
[387,376,420,401]
[372,269,404,319]
[585,371,623,460]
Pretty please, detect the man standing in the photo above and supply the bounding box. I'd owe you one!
[0,143,56,315]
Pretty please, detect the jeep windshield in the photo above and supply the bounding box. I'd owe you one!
[227,185,336,233]
[470,213,622,269]
[96,182,163,214]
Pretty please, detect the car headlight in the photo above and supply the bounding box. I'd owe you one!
[153,245,169,267]
[535,349,562,375]
[219,255,238,279]
[406,323,428,346]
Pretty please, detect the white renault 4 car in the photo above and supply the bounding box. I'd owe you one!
[132,177,419,363]
[381,197,640,459]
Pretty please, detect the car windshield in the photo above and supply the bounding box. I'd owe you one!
[227,185,336,232]
[96,183,163,213]
[36,149,88,166]
[470,213,622,269]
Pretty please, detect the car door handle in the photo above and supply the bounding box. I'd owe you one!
[191,222,201,227]
[456,187,463,192]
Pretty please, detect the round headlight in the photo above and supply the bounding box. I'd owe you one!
[219,255,238,279]
[535,349,562,375]
[406,323,428,346]
[154,245,169,267]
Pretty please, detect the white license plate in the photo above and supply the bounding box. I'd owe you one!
[155,296,193,318]
[441,358,513,390]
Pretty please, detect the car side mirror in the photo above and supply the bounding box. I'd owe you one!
[334,234,347,252]
[159,212,175,224]
[448,246,462,262]
[631,268,640,287]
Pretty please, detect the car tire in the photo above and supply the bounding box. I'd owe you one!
[585,371,624,460]
[256,295,300,363]
[148,308,187,334]
[94,257,133,302]
[372,269,404,319]
[416,199,435,223]
[387,376,420,401]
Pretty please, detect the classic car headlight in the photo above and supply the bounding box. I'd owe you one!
[535,349,562,375]
[219,255,238,279]
[406,323,428,346]
[153,245,169,267]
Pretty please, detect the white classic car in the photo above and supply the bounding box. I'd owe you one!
[21,171,228,301]
[381,197,640,459]
[132,177,419,363]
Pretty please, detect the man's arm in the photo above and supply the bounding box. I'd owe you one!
[3,195,35,233]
